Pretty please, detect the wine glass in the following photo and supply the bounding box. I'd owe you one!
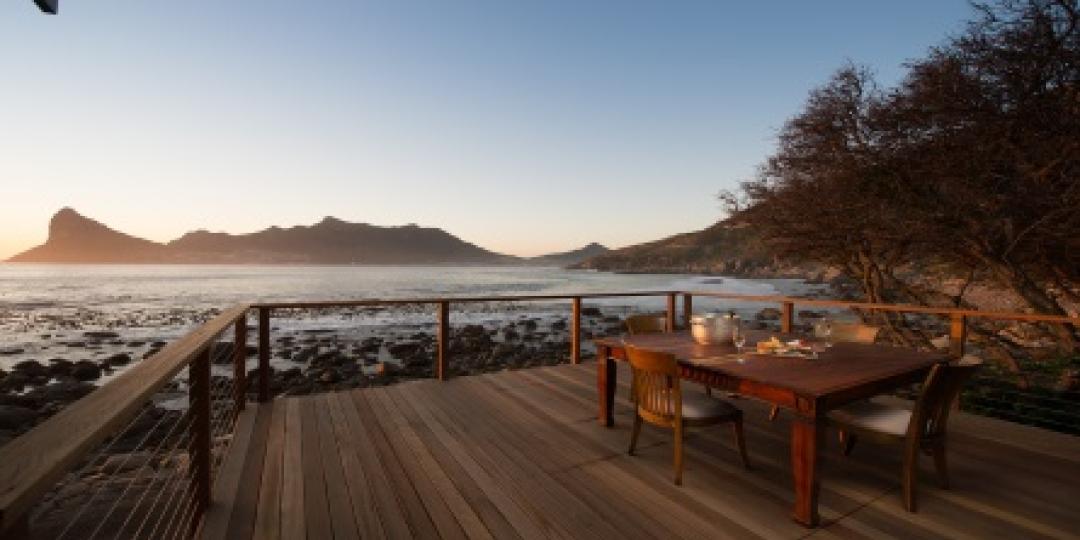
[820,321,833,349]
[733,326,747,360]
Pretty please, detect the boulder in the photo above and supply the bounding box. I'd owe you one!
[0,372,30,393]
[100,452,155,474]
[0,405,37,430]
[83,331,120,340]
[389,342,422,358]
[47,359,74,377]
[71,360,102,382]
[32,380,95,404]
[13,360,48,378]
[103,353,133,367]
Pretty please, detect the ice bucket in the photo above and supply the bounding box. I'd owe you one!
[690,311,741,345]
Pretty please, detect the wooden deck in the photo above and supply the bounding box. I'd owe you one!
[203,363,1080,540]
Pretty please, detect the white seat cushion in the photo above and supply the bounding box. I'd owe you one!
[679,392,740,420]
[828,401,911,437]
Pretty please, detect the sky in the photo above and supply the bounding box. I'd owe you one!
[0,1,974,258]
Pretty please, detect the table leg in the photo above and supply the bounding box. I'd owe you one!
[791,417,822,527]
[597,345,615,426]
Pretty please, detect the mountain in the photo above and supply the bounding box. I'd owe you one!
[523,243,609,267]
[572,219,822,278]
[8,208,168,263]
[8,209,514,265]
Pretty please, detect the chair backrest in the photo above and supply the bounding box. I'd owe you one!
[822,322,881,344]
[626,346,681,423]
[626,314,667,335]
[907,355,983,441]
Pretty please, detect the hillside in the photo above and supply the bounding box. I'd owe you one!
[8,209,168,263]
[523,243,609,267]
[8,209,514,265]
[572,220,822,278]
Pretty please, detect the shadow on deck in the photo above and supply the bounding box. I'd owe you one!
[204,363,1080,539]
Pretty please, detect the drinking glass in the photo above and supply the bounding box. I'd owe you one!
[733,327,747,357]
[818,320,833,348]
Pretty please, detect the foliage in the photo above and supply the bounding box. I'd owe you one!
[727,0,1080,350]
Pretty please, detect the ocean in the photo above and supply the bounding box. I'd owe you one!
[0,264,827,373]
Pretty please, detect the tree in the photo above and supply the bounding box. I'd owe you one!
[729,0,1079,353]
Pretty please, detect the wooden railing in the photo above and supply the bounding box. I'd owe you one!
[0,290,1076,536]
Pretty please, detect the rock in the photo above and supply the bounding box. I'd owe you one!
[278,367,303,380]
[0,405,37,430]
[100,452,155,474]
[389,342,422,358]
[47,359,74,377]
[0,347,24,356]
[551,319,568,331]
[70,360,102,382]
[294,347,318,363]
[318,369,341,384]
[523,320,539,331]
[581,307,602,317]
[756,308,782,321]
[0,372,30,392]
[104,353,133,367]
[1057,370,1079,392]
[13,360,48,378]
[84,331,120,340]
[31,380,95,404]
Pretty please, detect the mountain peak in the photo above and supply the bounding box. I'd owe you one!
[11,208,514,265]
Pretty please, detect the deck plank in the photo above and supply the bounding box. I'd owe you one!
[415,378,631,539]
[205,363,1080,540]
[219,402,273,540]
[395,382,553,540]
[314,394,361,540]
[202,405,257,540]
[280,399,305,539]
[300,397,333,540]
[383,383,524,540]
[253,399,285,540]
[487,370,792,540]
[367,387,482,539]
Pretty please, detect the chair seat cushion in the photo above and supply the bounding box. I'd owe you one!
[679,392,741,420]
[828,401,911,437]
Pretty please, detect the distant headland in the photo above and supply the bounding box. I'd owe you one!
[7,208,609,266]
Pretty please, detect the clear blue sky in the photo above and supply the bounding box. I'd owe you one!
[0,1,973,258]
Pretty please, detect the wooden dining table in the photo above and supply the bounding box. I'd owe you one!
[594,331,946,527]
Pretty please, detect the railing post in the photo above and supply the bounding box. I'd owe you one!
[781,301,794,334]
[666,293,677,332]
[234,313,247,413]
[682,293,693,328]
[950,314,967,359]
[189,348,212,536]
[437,301,450,380]
[258,307,270,402]
[571,297,582,364]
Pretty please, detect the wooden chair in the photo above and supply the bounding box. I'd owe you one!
[626,346,750,485]
[768,322,881,420]
[625,313,667,335]
[827,355,982,512]
[826,322,882,343]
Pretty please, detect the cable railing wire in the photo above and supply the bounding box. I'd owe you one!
[48,326,242,539]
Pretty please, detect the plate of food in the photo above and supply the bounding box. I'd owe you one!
[756,337,816,357]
